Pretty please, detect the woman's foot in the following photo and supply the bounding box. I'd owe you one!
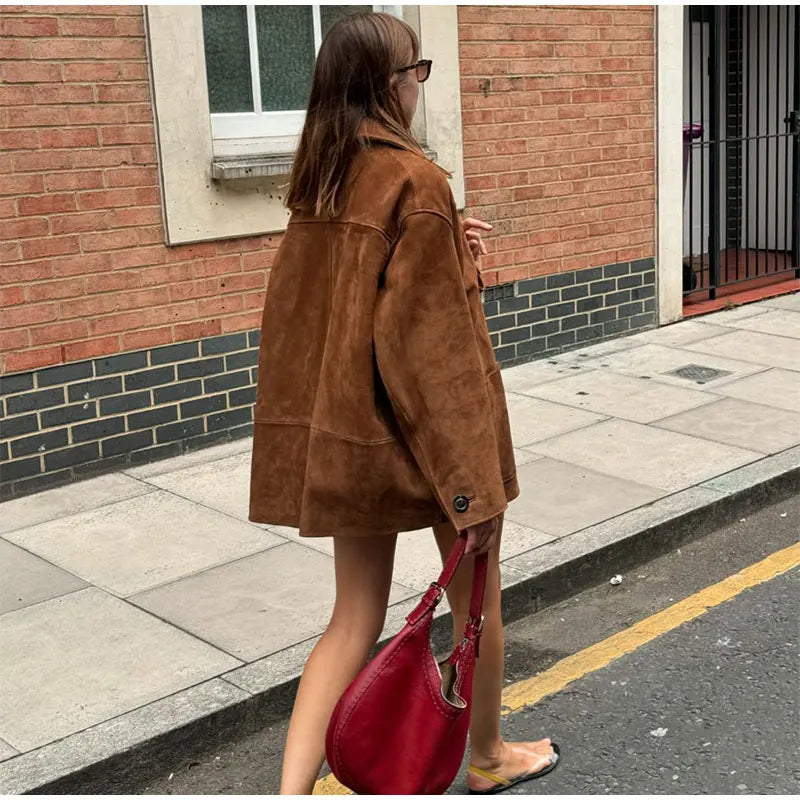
[467,739,557,793]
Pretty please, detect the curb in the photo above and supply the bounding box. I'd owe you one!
[3,448,798,794]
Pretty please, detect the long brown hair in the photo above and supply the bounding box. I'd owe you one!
[286,12,424,217]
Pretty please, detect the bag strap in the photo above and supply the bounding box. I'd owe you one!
[406,534,488,633]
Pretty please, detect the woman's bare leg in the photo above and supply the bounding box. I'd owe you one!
[433,517,554,791]
[280,534,398,795]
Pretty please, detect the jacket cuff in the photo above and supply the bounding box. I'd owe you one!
[442,491,508,532]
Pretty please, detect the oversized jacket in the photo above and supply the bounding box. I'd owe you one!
[248,119,519,536]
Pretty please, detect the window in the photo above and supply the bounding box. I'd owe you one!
[201,5,381,150]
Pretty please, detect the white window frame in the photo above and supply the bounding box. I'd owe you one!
[146,4,462,244]
[210,4,398,156]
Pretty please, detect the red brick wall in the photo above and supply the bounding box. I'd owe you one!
[458,5,656,287]
[0,5,276,375]
[1,5,657,375]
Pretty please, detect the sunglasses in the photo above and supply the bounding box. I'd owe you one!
[397,59,432,83]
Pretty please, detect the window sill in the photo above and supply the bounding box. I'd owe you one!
[210,144,439,182]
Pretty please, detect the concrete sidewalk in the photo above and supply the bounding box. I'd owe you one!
[2,293,799,793]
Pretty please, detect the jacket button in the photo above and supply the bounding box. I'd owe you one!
[453,495,470,513]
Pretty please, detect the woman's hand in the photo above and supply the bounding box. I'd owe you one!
[464,515,500,556]
[462,217,492,260]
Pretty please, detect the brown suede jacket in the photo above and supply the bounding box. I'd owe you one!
[249,119,519,536]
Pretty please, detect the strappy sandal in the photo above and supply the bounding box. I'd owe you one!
[466,742,561,794]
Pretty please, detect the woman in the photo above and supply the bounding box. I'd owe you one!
[249,11,558,795]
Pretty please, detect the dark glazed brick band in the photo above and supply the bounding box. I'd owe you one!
[0,260,656,500]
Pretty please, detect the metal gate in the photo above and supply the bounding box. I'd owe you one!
[683,5,800,299]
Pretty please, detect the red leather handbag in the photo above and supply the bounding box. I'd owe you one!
[325,534,488,795]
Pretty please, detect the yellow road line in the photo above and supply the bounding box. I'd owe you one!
[314,541,800,795]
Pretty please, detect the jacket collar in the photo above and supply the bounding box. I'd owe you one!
[358,117,420,154]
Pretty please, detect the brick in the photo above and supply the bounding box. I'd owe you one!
[94,351,148,377]
[177,357,224,380]
[605,290,631,307]
[6,387,64,416]
[121,327,172,351]
[618,274,644,290]
[229,386,256,407]
[30,319,89,347]
[529,289,560,308]
[643,298,656,313]
[631,284,656,300]
[547,331,576,350]
[45,170,105,193]
[0,61,62,83]
[153,380,203,405]
[128,405,178,431]
[630,312,655,329]
[127,441,180,466]
[100,390,151,416]
[631,258,654,272]
[2,412,39,438]
[0,374,33,398]
[226,350,259,370]
[487,313,517,333]
[577,296,604,312]
[517,308,547,325]
[11,428,68,459]
[62,337,119,363]
[44,442,99,471]
[40,401,97,429]
[561,314,590,331]
[2,347,62,373]
[547,302,576,319]
[148,341,198,366]
[562,284,589,300]
[204,369,251,394]
[576,324,606,343]
[102,430,153,458]
[72,416,125,444]
[124,365,175,391]
[67,376,123,403]
[200,332,248,356]
[22,235,81,261]
[604,262,631,278]
[546,273,575,289]
[17,193,74,216]
[590,308,617,325]
[155,417,205,444]
[1,455,42,481]
[604,319,631,336]
[100,125,155,146]
[37,361,93,388]
[618,301,644,319]
[500,326,532,345]
[180,394,227,420]
[518,277,547,294]
[207,406,252,432]
[517,339,548,357]
[58,16,117,36]
[530,321,560,338]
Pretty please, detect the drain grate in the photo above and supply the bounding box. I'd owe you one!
[664,364,733,384]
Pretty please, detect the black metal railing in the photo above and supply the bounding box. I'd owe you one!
[683,5,799,299]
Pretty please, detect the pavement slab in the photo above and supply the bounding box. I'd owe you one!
[522,369,717,423]
[504,392,606,446]
[0,538,86,614]
[507,458,664,535]
[0,588,240,753]
[0,472,154,535]
[654,397,800,454]
[129,543,415,662]
[707,367,800,413]
[762,292,800,311]
[710,307,800,339]
[4,490,281,597]
[683,329,800,372]
[528,418,762,492]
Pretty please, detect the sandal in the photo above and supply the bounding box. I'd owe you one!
[466,742,561,795]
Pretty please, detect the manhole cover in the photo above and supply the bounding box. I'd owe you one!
[664,364,732,384]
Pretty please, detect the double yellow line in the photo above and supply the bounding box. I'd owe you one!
[315,541,800,795]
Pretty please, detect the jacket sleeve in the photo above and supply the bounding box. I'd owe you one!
[373,209,509,531]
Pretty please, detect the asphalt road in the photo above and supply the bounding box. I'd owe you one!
[122,494,799,795]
